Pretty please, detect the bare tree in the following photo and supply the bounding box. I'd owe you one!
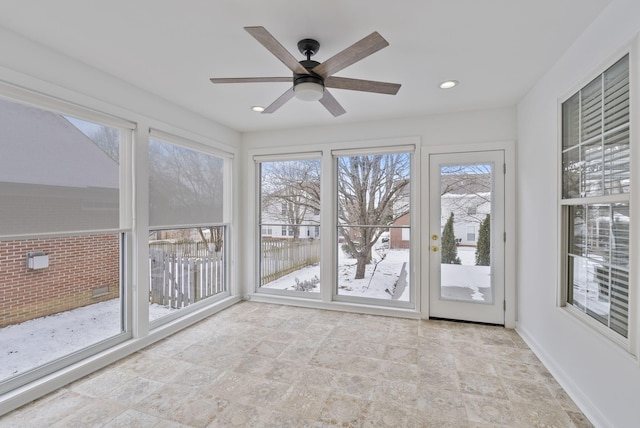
[260,160,320,240]
[337,154,410,279]
[440,164,492,225]
[148,141,224,217]
[90,126,120,162]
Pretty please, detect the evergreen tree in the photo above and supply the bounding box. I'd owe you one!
[475,214,491,266]
[441,212,461,264]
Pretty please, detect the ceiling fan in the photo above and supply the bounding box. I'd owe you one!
[210,26,401,117]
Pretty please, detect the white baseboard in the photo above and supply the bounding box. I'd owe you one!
[515,323,611,428]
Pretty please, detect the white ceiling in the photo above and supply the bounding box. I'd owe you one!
[0,0,612,133]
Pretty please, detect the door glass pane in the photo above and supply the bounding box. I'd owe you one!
[439,163,493,303]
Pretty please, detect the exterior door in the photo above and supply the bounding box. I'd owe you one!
[429,151,505,324]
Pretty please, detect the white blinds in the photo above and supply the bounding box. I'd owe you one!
[562,54,630,340]
[148,136,225,228]
[562,55,630,199]
[0,98,121,237]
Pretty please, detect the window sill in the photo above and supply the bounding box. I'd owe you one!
[562,304,636,359]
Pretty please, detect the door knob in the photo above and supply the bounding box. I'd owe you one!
[432,235,438,241]
[431,246,438,252]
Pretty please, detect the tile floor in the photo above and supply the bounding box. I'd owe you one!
[1,302,593,427]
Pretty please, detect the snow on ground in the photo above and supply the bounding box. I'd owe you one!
[262,245,491,303]
[441,246,491,302]
[263,242,410,300]
[0,300,174,381]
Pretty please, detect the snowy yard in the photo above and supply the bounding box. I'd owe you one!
[262,242,411,300]
[440,246,491,302]
[0,300,174,381]
[262,245,494,303]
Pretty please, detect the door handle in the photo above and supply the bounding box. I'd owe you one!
[431,246,438,252]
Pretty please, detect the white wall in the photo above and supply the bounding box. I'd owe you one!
[241,107,517,310]
[242,108,516,150]
[517,1,640,427]
[0,26,240,149]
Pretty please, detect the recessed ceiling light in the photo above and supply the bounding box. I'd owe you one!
[251,105,265,112]
[439,80,459,89]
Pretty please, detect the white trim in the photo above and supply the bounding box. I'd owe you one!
[253,151,323,162]
[0,80,136,130]
[420,140,516,327]
[563,304,629,350]
[249,137,420,310]
[629,32,640,360]
[247,292,421,319]
[149,128,234,159]
[331,144,415,157]
[516,323,613,428]
[557,44,636,355]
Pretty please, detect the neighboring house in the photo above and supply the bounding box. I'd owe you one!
[261,201,320,239]
[0,98,120,236]
[0,99,121,327]
[440,192,491,246]
[389,213,410,249]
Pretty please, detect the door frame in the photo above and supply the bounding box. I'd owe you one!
[420,141,516,328]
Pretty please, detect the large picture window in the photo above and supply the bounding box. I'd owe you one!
[0,96,132,391]
[561,55,630,339]
[335,150,412,303]
[257,157,321,294]
[148,133,229,322]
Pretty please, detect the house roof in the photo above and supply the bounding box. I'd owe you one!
[0,98,119,189]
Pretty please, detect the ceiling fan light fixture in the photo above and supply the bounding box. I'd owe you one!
[294,82,324,101]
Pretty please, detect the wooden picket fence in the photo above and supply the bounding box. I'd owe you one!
[261,238,320,285]
[149,246,224,308]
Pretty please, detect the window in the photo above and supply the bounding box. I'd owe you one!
[258,157,321,294]
[0,96,132,391]
[561,55,630,339]
[467,206,477,215]
[335,150,412,302]
[148,133,229,322]
[466,226,476,242]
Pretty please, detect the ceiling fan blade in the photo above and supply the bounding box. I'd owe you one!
[244,26,310,75]
[325,76,401,95]
[312,32,389,78]
[262,87,295,114]
[319,90,346,117]
[210,77,291,84]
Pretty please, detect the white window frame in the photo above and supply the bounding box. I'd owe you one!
[558,48,637,355]
[331,145,416,309]
[0,85,135,394]
[146,129,233,328]
[254,152,323,299]
[248,138,421,316]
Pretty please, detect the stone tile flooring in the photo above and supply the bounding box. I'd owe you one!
[1,302,594,427]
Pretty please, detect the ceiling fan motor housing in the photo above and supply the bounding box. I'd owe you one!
[293,59,325,101]
[295,59,323,84]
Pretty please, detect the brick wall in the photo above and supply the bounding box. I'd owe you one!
[0,234,120,328]
[390,213,410,249]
